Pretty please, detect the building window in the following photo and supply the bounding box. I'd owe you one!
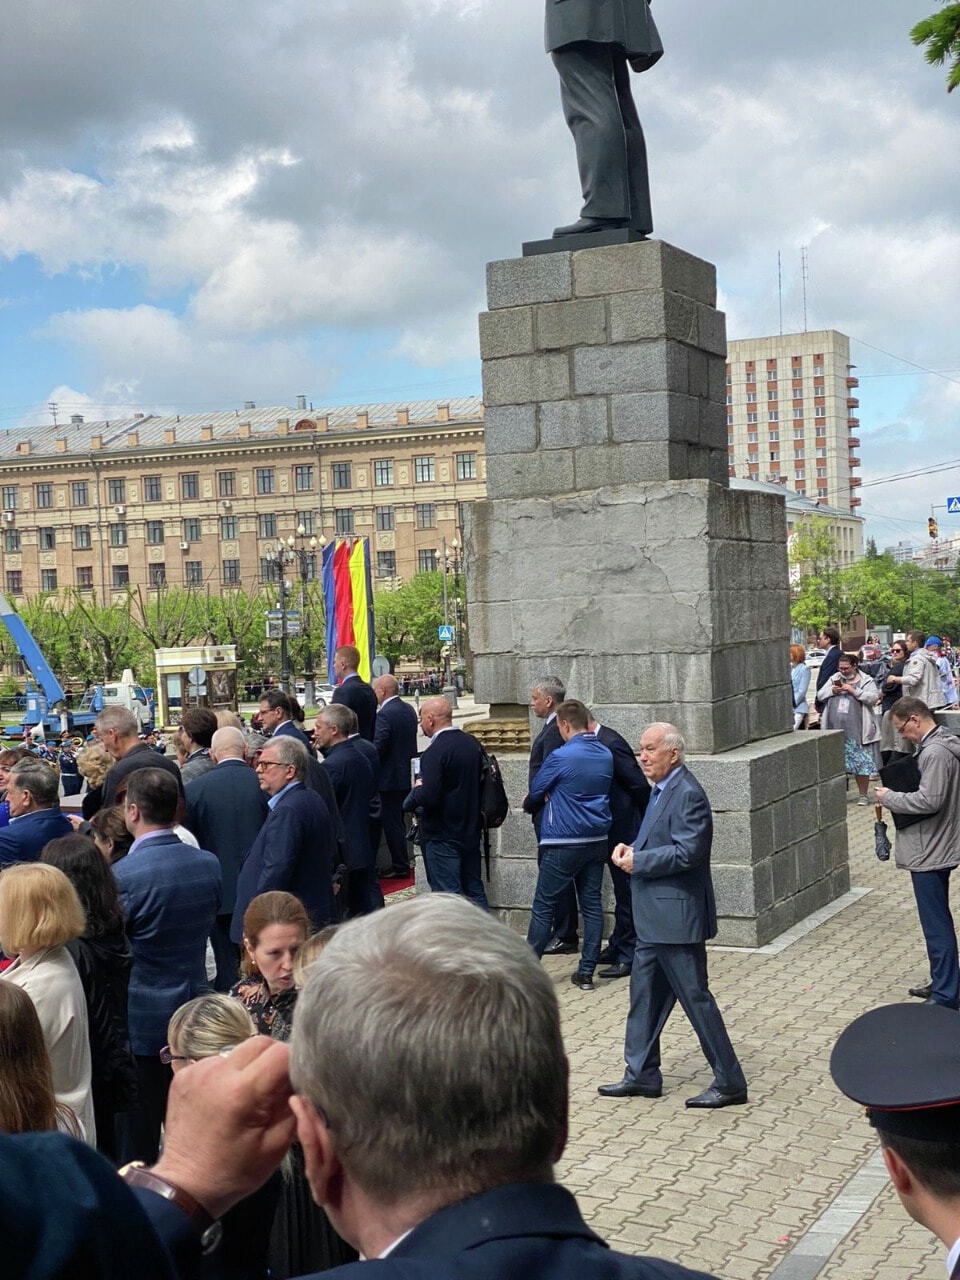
[769,451,779,463]
[415,503,436,529]
[335,509,354,534]
[294,465,314,492]
[182,518,201,543]
[768,389,778,401]
[746,392,757,403]
[185,561,203,586]
[795,450,805,461]
[40,571,58,592]
[255,467,275,496]
[768,411,778,422]
[769,429,779,442]
[110,524,127,548]
[375,506,394,531]
[76,567,94,590]
[793,407,804,419]
[747,411,757,423]
[3,530,19,552]
[414,456,435,483]
[2,486,18,511]
[74,525,91,550]
[816,447,828,458]
[455,452,477,481]
[71,481,89,506]
[181,472,200,500]
[373,459,393,487]
[302,554,317,581]
[794,427,805,439]
[222,559,241,585]
[331,463,351,490]
[112,565,130,588]
[6,571,22,593]
[144,475,162,502]
[817,467,828,479]
[377,550,397,577]
[815,405,826,418]
[260,558,281,583]
[218,471,236,498]
[149,564,166,586]
[418,548,438,573]
[147,520,165,545]
[747,431,758,443]
[220,515,238,540]
[36,483,53,509]
[258,513,277,539]
[39,527,56,550]
[106,478,125,505]
[297,511,317,536]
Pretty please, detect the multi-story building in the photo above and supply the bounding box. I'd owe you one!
[726,330,861,513]
[884,541,916,565]
[0,399,484,602]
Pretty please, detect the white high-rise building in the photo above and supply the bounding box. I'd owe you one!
[726,330,861,516]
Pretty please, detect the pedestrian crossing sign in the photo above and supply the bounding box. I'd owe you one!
[947,496,960,514]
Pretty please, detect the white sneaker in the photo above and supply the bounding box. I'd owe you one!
[857,796,870,806]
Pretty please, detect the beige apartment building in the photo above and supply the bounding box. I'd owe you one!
[0,399,485,602]
[726,330,861,515]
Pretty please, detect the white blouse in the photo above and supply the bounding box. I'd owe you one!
[3,946,96,1145]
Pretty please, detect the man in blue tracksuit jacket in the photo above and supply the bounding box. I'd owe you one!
[524,699,613,989]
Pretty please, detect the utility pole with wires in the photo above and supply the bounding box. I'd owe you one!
[48,401,59,427]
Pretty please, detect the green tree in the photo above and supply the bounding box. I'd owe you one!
[372,572,445,667]
[788,517,842,634]
[64,591,143,684]
[834,554,903,631]
[865,536,878,559]
[912,2,960,91]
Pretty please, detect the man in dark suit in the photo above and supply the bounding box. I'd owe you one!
[588,714,650,978]
[112,896,716,1279]
[372,673,419,878]
[259,688,313,752]
[96,706,182,810]
[547,0,663,237]
[184,726,269,991]
[113,767,221,1163]
[0,757,72,866]
[314,704,381,918]
[599,722,748,1109]
[816,626,842,692]
[331,644,378,740]
[232,736,336,940]
[528,676,579,954]
[404,697,488,909]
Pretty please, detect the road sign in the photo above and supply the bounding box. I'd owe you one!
[186,665,206,688]
[438,624,455,642]
[371,656,390,678]
[947,496,960,514]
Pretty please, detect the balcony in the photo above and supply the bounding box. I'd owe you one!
[848,436,861,447]
[849,455,861,467]
[847,397,859,408]
[850,475,862,487]
[848,416,860,428]
[846,376,859,388]
[850,496,862,507]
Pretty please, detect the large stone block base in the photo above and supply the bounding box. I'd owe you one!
[443,732,850,949]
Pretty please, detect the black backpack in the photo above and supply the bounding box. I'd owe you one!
[478,744,509,877]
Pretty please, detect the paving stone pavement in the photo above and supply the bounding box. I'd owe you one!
[540,790,949,1279]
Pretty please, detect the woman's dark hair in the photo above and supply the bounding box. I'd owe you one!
[0,747,31,770]
[88,805,134,862]
[840,652,860,669]
[0,982,58,1134]
[40,833,124,936]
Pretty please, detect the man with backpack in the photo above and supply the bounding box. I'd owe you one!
[403,697,489,910]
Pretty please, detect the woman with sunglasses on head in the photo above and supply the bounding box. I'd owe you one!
[880,642,915,764]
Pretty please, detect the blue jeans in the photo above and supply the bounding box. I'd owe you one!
[527,841,607,975]
[911,868,959,1009]
[423,838,489,911]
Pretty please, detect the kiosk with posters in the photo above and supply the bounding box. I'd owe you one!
[153,645,238,728]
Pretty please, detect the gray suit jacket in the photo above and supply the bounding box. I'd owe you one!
[545,0,663,67]
[629,766,717,945]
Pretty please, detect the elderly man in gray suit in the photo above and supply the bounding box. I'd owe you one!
[547,0,663,238]
[598,723,748,1109]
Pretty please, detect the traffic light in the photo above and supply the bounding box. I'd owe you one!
[929,516,938,539]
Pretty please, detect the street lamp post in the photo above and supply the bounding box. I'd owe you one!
[440,535,456,708]
[287,525,321,708]
[264,539,295,693]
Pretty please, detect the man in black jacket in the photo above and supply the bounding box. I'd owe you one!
[816,626,842,692]
[331,645,378,741]
[528,676,579,954]
[315,704,381,918]
[372,674,419,878]
[95,707,182,811]
[404,697,488,909]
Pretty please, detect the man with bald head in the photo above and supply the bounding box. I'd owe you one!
[404,696,488,909]
[372,674,419,879]
[184,725,269,990]
[599,723,748,1110]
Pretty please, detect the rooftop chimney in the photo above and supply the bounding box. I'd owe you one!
[164,428,176,445]
[70,414,84,426]
[244,401,256,410]
[397,408,409,426]
[436,403,450,422]
[127,431,139,447]
[356,410,369,429]
[56,438,68,454]
[296,394,307,411]
[277,418,290,436]
[238,422,252,440]
[201,426,213,442]
[134,412,144,419]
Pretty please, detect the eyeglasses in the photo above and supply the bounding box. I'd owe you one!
[159,1045,191,1065]
[255,758,286,771]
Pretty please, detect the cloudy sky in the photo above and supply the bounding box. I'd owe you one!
[1,0,958,550]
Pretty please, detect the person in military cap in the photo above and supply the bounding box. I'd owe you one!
[831,1002,960,1277]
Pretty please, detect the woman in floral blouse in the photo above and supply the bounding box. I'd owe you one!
[230,891,308,1042]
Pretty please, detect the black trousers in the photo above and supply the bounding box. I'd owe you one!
[374,789,410,872]
[210,911,240,993]
[552,41,652,231]
[116,1055,172,1165]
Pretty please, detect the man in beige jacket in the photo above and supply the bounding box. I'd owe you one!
[877,697,960,1009]
[886,632,945,709]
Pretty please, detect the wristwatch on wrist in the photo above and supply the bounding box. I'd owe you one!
[118,1162,223,1254]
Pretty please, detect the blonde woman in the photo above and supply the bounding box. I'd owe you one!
[164,994,254,1071]
[77,741,113,820]
[0,863,95,1143]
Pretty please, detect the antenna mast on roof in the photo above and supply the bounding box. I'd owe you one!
[801,246,809,333]
[777,251,783,336]
[48,401,59,427]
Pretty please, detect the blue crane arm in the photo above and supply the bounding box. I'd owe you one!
[0,591,67,705]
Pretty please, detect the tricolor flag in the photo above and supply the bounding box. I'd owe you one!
[321,537,375,682]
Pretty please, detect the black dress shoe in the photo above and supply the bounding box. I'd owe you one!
[543,937,579,955]
[909,981,933,999]
[597,1079,662,1099]
[685,1085,748,1109]
[552,216,628,237]
[382,867,411,880]
[570,971,595,991]
[598,962,632,979]
[597,948,616,964]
